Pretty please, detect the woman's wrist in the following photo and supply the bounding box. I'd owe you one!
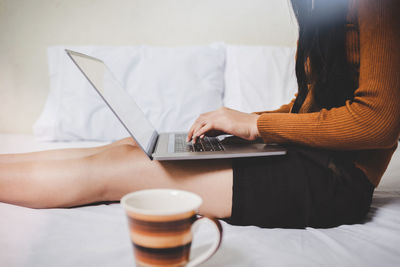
[251,114,261,139]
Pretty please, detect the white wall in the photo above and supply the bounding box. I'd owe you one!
[0,0,298,134]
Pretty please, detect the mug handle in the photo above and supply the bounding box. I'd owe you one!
[186,216,223,267]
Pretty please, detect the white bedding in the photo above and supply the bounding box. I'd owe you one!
[1,134,400,267]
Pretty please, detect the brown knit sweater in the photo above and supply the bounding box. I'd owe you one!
[256,0,400,186]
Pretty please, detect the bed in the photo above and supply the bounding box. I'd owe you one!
[1,45,400,266]
[1,133,400,267]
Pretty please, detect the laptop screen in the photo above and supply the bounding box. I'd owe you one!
[66,50,158,158]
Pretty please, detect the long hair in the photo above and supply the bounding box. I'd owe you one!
[290,0,358,113]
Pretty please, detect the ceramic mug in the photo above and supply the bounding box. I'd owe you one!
[121,189,223,267]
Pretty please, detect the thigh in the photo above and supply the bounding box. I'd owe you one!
[92,144,233,218]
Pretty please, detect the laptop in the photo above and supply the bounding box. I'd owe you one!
[65,49,286,160]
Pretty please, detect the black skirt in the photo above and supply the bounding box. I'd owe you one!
[230,146,375,229]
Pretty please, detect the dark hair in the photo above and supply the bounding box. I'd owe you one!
[290,0,358,113]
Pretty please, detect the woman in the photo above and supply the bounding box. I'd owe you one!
[1,0,399,228]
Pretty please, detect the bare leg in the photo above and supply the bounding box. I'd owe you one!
[0,143,232,218]
[0,137,135,163]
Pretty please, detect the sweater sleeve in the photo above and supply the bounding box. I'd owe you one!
[257,0,400,150]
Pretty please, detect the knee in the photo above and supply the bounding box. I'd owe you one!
[94,144,138,161]
[113,144,140,161]
[111,137,137,147]
[115,143,137,153]
[87,144,140,200]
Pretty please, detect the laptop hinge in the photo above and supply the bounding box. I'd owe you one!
[147,131,159,160]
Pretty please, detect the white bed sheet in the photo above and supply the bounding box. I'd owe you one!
[1,134,400,267]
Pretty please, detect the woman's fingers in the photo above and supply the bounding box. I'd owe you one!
[187,120,206,143]
[187,126,194,142]
[187,109,225,142]
[193,124,214,142]
[187,119,202,142]
[192,124,204,144]
[187,112,214,142]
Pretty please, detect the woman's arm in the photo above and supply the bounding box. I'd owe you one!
[187,0,399,149]
[256,0,400,150]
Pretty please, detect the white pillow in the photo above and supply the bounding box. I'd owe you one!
[34,45,225,141]
[224,45,298,113]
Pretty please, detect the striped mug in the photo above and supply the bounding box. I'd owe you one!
[121,189,223,267]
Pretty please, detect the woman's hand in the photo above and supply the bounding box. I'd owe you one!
[187,107,261,143]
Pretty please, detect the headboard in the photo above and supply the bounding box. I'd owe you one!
[0,0,298,134]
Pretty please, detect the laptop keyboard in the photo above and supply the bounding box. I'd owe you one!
[174,134,224,152]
